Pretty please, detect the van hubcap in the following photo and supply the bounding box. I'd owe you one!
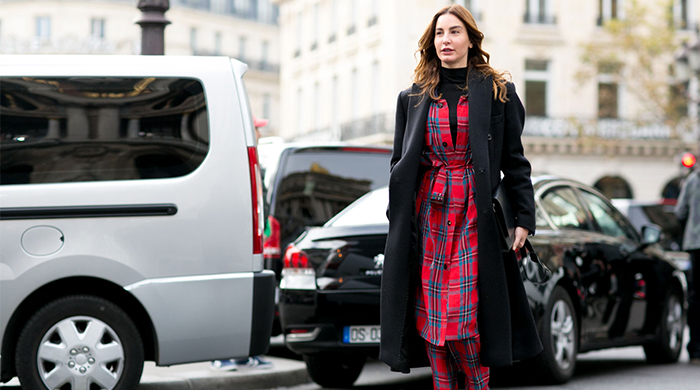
[37,316,124,390]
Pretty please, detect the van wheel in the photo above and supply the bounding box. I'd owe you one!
[644,289,684,364]
[303,353,366,388]
[15,295,144,390]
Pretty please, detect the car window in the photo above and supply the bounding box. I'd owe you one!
[274,148,391,240]
[327,187,389,227]
[535,207,551,230]
[540,186,591,230]
[579,190,637,240]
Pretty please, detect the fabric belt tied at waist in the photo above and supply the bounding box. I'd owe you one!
[429,159,473,204]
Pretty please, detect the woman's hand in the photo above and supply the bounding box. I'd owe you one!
[512,226,529,251]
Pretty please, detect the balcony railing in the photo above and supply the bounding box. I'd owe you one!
[340,114,391,141]
[523,116,697,140]
[523,13,556,25]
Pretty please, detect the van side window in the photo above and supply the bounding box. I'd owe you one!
[0,77,209,185]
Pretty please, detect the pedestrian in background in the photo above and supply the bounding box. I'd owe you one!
[380,4,542,390]
[211,115,273,372]
[676,164,700,366]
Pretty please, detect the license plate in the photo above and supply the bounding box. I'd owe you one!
[343,325,381,344]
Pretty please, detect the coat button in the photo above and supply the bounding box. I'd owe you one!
[444,264,448,270]
[447,221,452,226]
[438,103,443,108]
[442,142,448,147]
[487,134,492,141]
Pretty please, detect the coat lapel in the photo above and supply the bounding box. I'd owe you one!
[468,72,493,193]
[404,84,431,160]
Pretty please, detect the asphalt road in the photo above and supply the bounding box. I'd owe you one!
[284,344,700,390]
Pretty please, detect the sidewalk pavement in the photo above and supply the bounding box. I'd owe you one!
[0,356,310,390]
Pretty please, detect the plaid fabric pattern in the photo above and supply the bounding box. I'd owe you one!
[425,337,490,390]
[415,96,479,346]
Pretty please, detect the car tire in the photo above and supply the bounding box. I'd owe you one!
[303,353,366,388]
[643,288,684,364]
[15,295,145,390]
[533,286,578,384]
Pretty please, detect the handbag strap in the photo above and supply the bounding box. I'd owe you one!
[519,239,552,284]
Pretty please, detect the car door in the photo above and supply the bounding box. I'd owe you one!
[538,185,617,343]
[577,188,650,341]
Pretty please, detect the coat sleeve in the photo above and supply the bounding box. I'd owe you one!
[675,173,696,221]
[387,90,409,220]
[501,82,536,235]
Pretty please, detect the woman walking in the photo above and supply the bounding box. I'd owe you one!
[380,5,543,389]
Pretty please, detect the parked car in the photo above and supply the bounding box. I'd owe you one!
[612,199,690,275]
[0,55,275,389]
[279,177,687,387]
[257,142,391,334]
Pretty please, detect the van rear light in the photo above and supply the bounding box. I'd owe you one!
[263,216,281,259]
[283,245,310,268]
[248,146,264,254]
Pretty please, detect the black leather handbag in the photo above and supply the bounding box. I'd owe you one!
[493,181,551,285]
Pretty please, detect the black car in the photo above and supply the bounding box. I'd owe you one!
[257,142,391,333]
[279,177,687,387]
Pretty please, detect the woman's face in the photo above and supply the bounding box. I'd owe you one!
[434,13,472,69]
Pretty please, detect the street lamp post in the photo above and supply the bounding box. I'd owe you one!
[136,0,171,55]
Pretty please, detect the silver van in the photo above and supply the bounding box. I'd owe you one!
[0,55,275,389]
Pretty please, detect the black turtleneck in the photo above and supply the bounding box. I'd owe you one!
[438,66,468,144]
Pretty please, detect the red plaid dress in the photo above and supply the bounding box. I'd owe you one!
[415,95,479,346]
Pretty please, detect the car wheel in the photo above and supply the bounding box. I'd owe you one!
[643,289,684,364]
[15,295,145,390]
[303,353,366,388]
[534,286,578,384]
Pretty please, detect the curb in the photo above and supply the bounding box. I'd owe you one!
[137,357,310,390]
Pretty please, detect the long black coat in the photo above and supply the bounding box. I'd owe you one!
[380,72,544,373]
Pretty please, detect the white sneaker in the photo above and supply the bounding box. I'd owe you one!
[211,359,238,371]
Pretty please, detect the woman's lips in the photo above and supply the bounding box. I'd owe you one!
[441,48,454,53]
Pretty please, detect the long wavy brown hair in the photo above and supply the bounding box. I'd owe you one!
[413,4,509,103]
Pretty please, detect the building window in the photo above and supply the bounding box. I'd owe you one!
[261,40,269,68]
[295,11,302,57]
[329,0,338,43]
[524,59,550,117]
[674,0,693,30]
[351,68,358,120]
[91,18,105,39]
[311,2,319,51]
[190,28,197,55]
[332,75,339,135]
[368,0,378,26]
[314,81,321,130]
[453,0,481,20]
[297,87,304,134]
[598,83,619,118]
[348,0,357,35]
[263,93,271,123]
[524,0,555,24]
[214,32,222,55]
[36,16,51,40]
[598,0,624,26]
[598,62,621,119]
[238,36,247,61]
[234,0,252,18]
[372,61,380,113]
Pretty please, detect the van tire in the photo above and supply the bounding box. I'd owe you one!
[15,295,144,390]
